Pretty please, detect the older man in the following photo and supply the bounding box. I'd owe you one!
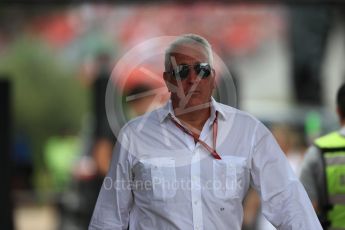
[89,34,321,230]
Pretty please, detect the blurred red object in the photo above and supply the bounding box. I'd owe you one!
[29,12,76,47]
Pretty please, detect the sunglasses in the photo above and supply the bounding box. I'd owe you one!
[165,63,212,80]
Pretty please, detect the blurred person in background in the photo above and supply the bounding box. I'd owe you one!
[91,53,116,177]
[300,83,345,229]
[65,53,112,229]
[89,34,321,230]
[55,52,116,230]
[68,55,166,230]
[78,52,115,228]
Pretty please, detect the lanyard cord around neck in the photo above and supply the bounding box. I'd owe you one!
[168,112,222,160]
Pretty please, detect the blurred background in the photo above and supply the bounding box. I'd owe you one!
[1,2,345,230]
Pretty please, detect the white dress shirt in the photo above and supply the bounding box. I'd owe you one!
[89,98,322,230]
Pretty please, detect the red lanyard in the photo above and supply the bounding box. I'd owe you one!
[168,112,222,160]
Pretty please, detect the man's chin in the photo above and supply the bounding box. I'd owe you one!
[175,100,210,115]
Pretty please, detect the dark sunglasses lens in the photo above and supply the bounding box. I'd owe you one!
[173,65,189,79]
[195,64,211,78]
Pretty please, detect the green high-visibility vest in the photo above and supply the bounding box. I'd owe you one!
[315,131,345,229]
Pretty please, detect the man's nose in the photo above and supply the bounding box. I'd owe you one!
[187,68,199,83]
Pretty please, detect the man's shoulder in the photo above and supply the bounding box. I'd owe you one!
[304,145,323,163]
[216,102,260,123]
[314,130,345,149]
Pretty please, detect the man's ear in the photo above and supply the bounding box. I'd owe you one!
[163,72,171,92]
[163,71,168,81]
[212,69,216,89]
[337,106,343,120]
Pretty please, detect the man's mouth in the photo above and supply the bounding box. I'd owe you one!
[187,90,200,95]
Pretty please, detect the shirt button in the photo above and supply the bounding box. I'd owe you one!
[194,200,198,205]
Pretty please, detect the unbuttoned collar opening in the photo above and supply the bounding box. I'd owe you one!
[158,97,226,124]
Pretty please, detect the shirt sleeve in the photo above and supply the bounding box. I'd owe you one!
[89,125,133,230]
[250,122,322,230]
[299,146,322,203]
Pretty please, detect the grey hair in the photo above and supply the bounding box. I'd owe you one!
[164,34,214,71]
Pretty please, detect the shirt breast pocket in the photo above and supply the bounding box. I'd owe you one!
[140,157,176,201]
[213,156,246,199]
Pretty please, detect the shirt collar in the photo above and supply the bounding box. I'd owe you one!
[157,97,226,123]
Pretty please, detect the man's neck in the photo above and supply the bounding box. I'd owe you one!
[172,103,211,134]
[340,120,345,128]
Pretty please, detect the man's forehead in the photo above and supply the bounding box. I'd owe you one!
[169,44,209,62]
[170,52,208,61]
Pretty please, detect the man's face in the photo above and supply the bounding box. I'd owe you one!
[163,44,215,114]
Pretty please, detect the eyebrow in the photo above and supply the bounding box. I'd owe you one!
[176,62,203,66]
